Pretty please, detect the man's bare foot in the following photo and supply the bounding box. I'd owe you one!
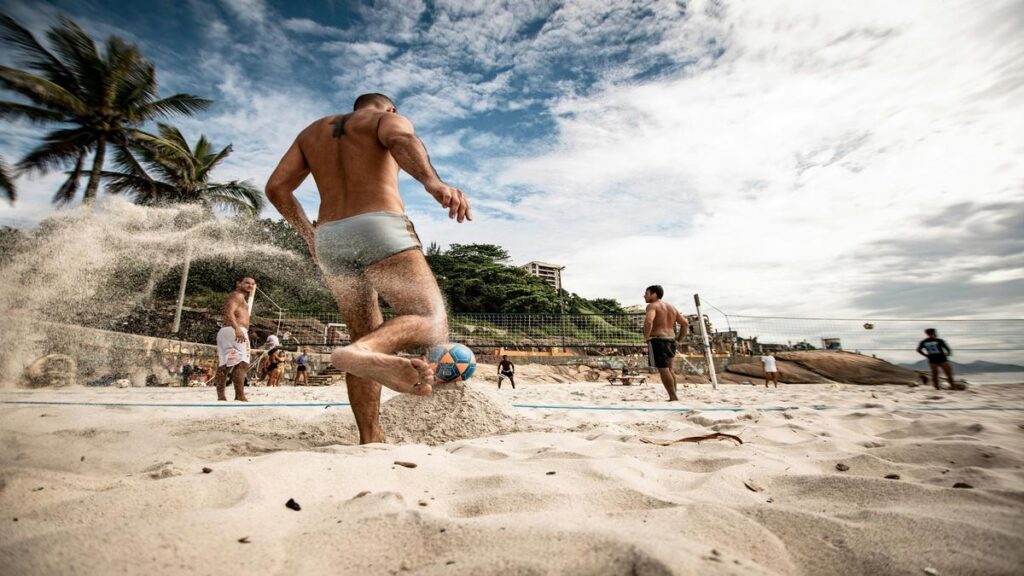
[332,346,433,395]
[235,396,249,402]
[217,396,227,401]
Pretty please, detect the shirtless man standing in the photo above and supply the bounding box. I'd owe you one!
[643,285,689,402]
[265,93,471,444]
[214,276,255,402]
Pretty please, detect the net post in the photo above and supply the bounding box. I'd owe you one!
[171,245,192,334]
[694,293,719,390]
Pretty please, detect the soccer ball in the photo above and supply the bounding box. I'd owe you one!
[426,342,476,383]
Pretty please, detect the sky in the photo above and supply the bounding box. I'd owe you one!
[1,0,1023,331]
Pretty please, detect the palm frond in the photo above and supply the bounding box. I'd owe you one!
[52,149,86,205]
[46,16,103,104]
[195,142,232,183]
[0,15,77,90]
[128,93,212,121]
[114,59,157,110]
[0,155,15,203]
[0,65,88,115]
[205,180,264,216]
[16,128,94,174]
[0,99,66,122]
[100,35,144,108]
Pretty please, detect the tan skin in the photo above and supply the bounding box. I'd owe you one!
[265,349,285,387]
[266,98,471,444]
[643,290,689,401]
[214,278,255,401]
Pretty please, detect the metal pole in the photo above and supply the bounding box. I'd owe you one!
[694,293,718,389]
[171,244,192,334]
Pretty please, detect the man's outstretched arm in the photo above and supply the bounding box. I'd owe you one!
[378,114,472,223]
[266,140,315,255]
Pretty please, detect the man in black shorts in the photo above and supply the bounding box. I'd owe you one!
[643,285,688,401]
[497,355,516,389]
[916,328,954,389]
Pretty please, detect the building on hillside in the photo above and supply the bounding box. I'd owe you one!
[521,261,563,290]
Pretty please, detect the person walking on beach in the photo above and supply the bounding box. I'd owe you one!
[213,276,255,402]
[266,93,471,444]
[294,349,310,385]
[643,285,689,401]
[917,328,954,389]
[760,352,780,388]
[497,355,516,389]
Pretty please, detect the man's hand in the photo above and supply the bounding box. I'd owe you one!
[234,327,246,344]
[426,181,472,223]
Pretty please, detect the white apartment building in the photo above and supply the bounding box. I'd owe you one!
[521,261,563,290]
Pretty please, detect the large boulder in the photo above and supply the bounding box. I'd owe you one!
[724,357,833,383]
[776,351,919,385]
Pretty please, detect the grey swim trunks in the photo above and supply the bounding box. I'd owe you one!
[315,211,422,276]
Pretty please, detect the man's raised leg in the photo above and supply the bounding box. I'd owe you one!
[330,250,448,395]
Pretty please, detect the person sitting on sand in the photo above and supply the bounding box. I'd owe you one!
[643,285,689,401]
[266,92,471,444]
[213,276,254,402]
[760,352,780,388]
[917,328,954,389]
[497,355,516,389]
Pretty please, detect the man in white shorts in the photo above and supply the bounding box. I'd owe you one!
[760,352,779,388]
[214,276,256,401]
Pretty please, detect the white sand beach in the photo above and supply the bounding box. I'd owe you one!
[1,377,1022,575]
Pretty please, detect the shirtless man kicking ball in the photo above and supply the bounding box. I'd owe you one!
[266,93,471,444]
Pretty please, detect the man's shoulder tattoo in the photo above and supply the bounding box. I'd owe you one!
[330,114,352,138]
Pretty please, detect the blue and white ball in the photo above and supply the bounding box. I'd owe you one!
[426,342,477,383]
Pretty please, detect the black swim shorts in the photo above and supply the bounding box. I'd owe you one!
[647,338,676,369]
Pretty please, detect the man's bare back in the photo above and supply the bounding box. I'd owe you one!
[297,109,405,222]
[645,300,686,339]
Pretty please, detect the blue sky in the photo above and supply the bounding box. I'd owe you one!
[1,0,1023,333]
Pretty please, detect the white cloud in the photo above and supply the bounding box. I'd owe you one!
[283,18,346,37]
[411,0,1024,318]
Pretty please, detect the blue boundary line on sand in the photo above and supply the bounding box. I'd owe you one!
[2,400,1023,412]
[0,400,353,408]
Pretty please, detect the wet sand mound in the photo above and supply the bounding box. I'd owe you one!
[380,383,532,445]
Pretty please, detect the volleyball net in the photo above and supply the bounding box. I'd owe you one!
[261,309,1024,365]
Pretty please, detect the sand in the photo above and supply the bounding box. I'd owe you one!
[1,379,1022,575]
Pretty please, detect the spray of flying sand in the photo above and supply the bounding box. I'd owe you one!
[0,198,297,386]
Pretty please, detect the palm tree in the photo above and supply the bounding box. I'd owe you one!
[0,14,211,205]
[102,124,263,334]
[102,123,263,216]
[0,155,14,203]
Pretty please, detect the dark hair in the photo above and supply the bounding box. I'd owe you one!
[646,285,664,299]
[925,328,937,337]
[235,275,254,286]
[353,93,394,111]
